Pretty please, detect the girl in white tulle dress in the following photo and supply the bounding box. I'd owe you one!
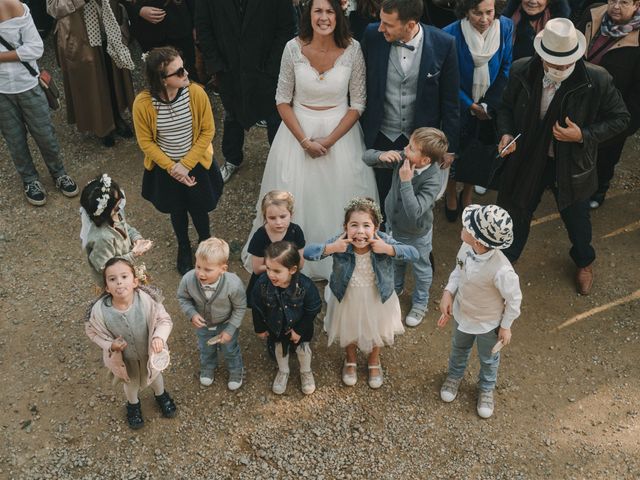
[242,0,378,281]
[304,198,419,389]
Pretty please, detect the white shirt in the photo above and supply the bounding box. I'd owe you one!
[414,163,431,176]
[200,277,221,299]
[540,80,560,157]
[397,26,423,75]
[0,3,43,94]
[445,244,522,334]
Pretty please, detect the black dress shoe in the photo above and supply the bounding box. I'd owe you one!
[155,391,177,418]
[101,132,115,147]
[126,401,144,429]
[177,244,193,274]
[444,194,458,222]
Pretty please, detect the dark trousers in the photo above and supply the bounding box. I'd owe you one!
[498,157,596,268]
[222,108,281,167]
[372,133,409,227]
[592,139,627,203]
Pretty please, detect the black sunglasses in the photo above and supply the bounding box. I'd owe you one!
[163,66,187,79]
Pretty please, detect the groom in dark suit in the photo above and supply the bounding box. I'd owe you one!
[361,0,460,219]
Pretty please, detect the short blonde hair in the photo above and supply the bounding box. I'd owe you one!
[410,127,449,163]
[261,190,295,221]
[195,237,229,264]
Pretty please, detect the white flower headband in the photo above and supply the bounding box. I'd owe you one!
[141,52,149,63]
[94,173,112,216]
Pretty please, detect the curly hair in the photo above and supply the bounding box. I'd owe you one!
[455,0,494,20]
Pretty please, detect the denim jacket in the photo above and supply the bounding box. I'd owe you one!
[304,231,419,303]
[251,272,321,354]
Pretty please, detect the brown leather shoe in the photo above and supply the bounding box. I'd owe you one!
[576,265,594,295]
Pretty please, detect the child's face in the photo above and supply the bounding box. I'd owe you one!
[345,211,376,253]
[461,227,476,246]
[404,138,431,169]
[266,257,297,288]
[104,262,138,301]
[195,257,228,285]
[264,205,292,234]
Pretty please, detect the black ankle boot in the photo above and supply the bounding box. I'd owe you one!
[126,401,144,429]
[101,132,115,148]
[155,391,177,418]
[177,244,193,274]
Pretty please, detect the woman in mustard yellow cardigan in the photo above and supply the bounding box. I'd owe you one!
[133,46,223,274]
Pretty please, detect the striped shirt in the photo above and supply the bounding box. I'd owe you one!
[152,87,193,161]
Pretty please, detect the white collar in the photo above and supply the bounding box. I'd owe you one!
[200,276,221,290]
[414,163,432,176]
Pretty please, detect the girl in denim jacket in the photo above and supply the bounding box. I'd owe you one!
[251,242,322,396]
[304,198,419,389]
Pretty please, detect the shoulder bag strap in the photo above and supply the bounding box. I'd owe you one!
[0,33,39,77]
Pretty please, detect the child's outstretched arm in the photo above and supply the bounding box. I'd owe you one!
[438,259,462,328]
[304,233,351,261]
[362,148,401,168]
[375,232,419,261]
[494,266,522,346]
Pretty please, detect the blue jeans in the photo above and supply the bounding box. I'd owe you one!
[195,324,243,377]
[0,86,66,184]
[392,229,433,314]
[448,320,500,392]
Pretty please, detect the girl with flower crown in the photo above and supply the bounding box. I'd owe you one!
[304,197,418,389]
[80,173,153,286]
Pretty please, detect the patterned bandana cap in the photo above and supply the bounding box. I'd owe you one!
[462,204,514,250]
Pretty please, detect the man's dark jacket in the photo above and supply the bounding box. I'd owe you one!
[497,57,630,209]
[195,0,294,128]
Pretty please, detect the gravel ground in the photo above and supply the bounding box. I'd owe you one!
[0,35,639,480]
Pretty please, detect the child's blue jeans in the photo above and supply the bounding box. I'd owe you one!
[448,320,501,392]
[196,323,243,378]
[392,228,433,314]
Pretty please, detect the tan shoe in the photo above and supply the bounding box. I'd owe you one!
[576,265,594,295]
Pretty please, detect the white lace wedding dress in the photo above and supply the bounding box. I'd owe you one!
[242,38,378,281]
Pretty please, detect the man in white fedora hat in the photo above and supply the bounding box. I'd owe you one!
[494,17,629,295]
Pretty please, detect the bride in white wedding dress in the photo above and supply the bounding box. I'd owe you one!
[242,0,378,281]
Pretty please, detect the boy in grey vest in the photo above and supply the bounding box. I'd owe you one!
[177,238,247,390]
[363,127,448,327]
[437,204,522,419]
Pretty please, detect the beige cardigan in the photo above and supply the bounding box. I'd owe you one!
[85,289,173,386]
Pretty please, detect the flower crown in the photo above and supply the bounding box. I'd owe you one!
[93,173,112,216]
[345,197,383,225]
[134,263,148,284]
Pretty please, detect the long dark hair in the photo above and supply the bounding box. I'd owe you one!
[80,174,123,227]
[143,46,182,100]
[265,241,301,270]
[299,0,352,49]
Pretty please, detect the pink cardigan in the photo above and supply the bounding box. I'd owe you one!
[85,289,173,386]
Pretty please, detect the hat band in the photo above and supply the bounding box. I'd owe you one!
[468,213,503,248]
[540,40,579,58]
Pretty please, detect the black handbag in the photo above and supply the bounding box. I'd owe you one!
[0,33,61,110]
[454,118,503,190]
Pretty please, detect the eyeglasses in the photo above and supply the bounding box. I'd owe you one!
[163,66,187,78]
[607,0,635,7]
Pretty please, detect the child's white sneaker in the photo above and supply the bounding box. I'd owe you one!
[405,308,425,327]
[227,370,243,391]
[440,376,462,402]
[477,390,494,418]
[200,375,214,387]
[272,370,289,395]
[300,371,316,395]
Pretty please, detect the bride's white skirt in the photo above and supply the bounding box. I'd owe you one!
[242,103,378,281]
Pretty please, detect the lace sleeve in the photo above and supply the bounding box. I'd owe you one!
[275,41,295,105]
[348,41,366,115]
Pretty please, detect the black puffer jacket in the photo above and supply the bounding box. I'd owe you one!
[497,57,629,209]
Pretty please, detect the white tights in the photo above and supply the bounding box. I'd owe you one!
[123,374,165,404]
[274,342,312,374]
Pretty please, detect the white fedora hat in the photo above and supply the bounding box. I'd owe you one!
[533,18,586,65]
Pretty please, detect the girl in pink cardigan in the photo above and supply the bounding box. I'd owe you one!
[85,257,176,429]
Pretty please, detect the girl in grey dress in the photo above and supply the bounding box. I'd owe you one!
[85,257,176,429]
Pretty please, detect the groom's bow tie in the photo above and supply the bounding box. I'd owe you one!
[392,40,415,51]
